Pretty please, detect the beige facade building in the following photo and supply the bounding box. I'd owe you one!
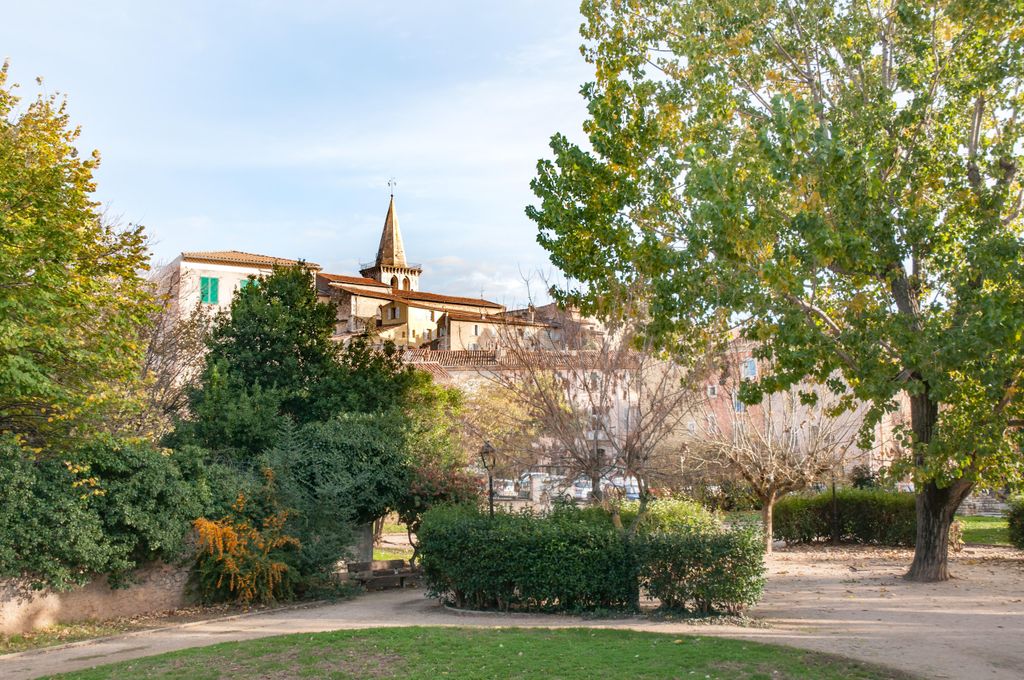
[160,195,565,352]
[156,250,319,315]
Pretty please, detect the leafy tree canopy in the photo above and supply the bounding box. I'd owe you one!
[529,0,1024,580]
[0,63,153,446]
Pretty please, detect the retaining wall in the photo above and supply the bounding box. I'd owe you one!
[0,563,191,635]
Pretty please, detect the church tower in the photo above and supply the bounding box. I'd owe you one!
[359,192,422,291]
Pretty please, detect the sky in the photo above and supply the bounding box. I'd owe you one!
[1,1,592,306]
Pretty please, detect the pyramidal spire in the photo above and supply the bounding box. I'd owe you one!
[375,190,407,268]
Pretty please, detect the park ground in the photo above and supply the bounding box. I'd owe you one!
[2,542,1021,680]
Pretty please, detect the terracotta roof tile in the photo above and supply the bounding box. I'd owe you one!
[318,273,389,288]
[183,250,320,269]
[330,284,502,311]
[392,290,502,309]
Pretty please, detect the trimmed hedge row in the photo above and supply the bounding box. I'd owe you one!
[635,530,765,614]
[773,489,916,545]
[418,505,765,614]
[1009,498,1024,550]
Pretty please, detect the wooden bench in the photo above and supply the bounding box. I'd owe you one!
[344,559,420,590]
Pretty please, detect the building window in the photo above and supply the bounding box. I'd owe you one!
[733,395,746,413]
[200,276,219,304]
[706,384,718,398]
[439,327,446,337]
[687,420,697,434]
[473,324,479,336]
[430,310,435,321]
[403,277,411,290]
[425,329,432,340]
[742,358,758,379]
[390,276,399,290]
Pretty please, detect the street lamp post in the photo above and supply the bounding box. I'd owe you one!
[479,441,496,518]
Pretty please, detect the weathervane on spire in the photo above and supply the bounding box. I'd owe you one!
[388,177,397,197]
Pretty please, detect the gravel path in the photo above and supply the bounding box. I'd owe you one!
[3,545,1022,680]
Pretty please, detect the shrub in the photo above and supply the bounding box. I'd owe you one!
[624,498,722,534]
[419,505,637,612]
[1009,498,1024,550]
[635,528,766,614]
[548,497,720,535]
[0,435,207,590]
[395,463,482,561]
[773,489,917,545]
[419,504,766,615]
[690,480,761,512]
[193,487,300,604]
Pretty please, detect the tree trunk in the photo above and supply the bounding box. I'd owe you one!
[590,469,603,505]
[905,479,972,581]
[761,498,775,555]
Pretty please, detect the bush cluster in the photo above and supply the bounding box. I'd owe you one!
[773,489,916,545]
[635,529,765,614]
[419,505,638,612]
[418,505,765,615]
[0,435,208,590]
[1008,498,1024,550]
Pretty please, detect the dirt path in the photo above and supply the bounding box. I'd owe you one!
[3,546,1022,679]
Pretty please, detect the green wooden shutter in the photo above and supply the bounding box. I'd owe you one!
[200,277,209,303]
[209,277,219,304]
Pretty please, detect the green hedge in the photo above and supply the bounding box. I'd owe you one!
[635,529,765,614]
[419,505,637,612]
[418,505,765,614]
[0,435,208,590]
[1009,498,1024,550]
[773,489,916,546]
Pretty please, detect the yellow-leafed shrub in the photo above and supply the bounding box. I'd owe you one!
[193,492,300,604]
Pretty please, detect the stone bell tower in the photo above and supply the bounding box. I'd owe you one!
[359,189,422,291]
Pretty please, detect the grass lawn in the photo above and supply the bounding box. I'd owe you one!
[956,515,1010,546]
[373,546,414,561]
[723,510,763,528]
[1,622,130,655]
[47,626,911,680]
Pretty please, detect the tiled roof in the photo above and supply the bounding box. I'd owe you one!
[318,273,389,288]
[330,284,502,310]
[409,361,453,381]
[182,250,320,269]
[444,310,552,326]
[405,349,508,368]
[393,290,502,309]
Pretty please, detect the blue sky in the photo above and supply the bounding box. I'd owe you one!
[1,1,591,305]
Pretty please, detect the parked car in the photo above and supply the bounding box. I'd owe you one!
[493,478,517,498]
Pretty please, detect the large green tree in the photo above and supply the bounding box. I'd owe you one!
[0,63,153,444]
[184,265,343,457]
[529,0,1024,580]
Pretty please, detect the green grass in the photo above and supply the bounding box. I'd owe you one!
[956,514,1010,546]
[1,622,130,655]
[724,510,762,528]
[46,626,912,679]
[373,546,414,561]
[381,521,408,535]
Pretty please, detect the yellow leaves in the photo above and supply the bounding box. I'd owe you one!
[846,292,870,314]
[195,493,299,604]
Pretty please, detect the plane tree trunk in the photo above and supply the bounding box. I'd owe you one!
[905,392,973,582]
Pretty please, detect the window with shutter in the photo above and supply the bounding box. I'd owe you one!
[200,276,219,304]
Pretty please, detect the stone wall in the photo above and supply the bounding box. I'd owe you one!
[0,563,191,635]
